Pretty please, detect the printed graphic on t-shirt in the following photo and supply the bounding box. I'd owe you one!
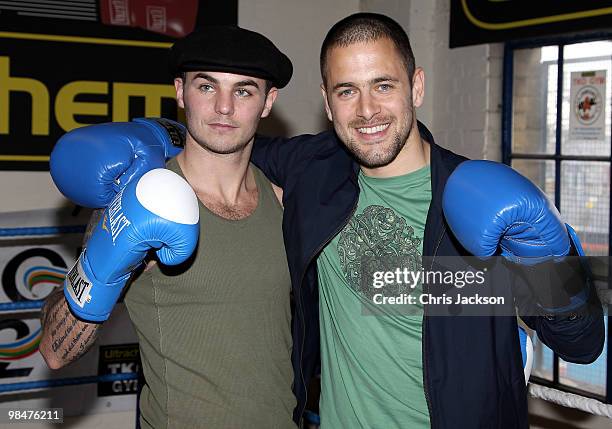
[337,205,422,301]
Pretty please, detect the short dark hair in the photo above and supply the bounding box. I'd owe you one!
[320,13,415,87]
[264,80,274,94]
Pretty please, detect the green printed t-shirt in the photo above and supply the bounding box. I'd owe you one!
[317,165,432,429]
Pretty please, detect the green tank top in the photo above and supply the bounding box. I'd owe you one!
[124,157,295,429]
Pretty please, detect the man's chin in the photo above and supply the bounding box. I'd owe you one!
[351,148,397,169]
[198,140,251,155]
[345,130,408,169]
[199,136,250,155]
[207,146,249,155]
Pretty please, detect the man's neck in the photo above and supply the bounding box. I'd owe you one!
[177,136,256,206]
[361,122,431,178]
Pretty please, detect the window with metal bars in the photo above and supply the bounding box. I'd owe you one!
[502,36,611,405]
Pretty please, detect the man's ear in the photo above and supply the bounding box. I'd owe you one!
[174,77,185,109]
[411,67,425,108]
[261,87,278,118]
[321,84,333,122]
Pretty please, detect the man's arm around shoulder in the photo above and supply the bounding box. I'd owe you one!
[252,130,336,187]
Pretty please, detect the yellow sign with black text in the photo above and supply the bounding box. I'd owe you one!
[0,32,177,170]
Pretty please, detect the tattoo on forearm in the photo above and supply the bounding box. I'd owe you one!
[40,288,64,328]
[61,324,84,360]
[64,325,99,361]
[41,287,100,365]
[51,316,78,353]
[41,234,103,367]
[49,308,69,339]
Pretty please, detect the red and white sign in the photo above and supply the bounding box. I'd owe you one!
[569,70,607,141]
[100,0,199,37]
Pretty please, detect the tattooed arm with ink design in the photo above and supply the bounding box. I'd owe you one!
[39,209,103,369]
[39,288,101,369]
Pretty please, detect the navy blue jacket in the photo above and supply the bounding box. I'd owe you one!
[252,123,604,428]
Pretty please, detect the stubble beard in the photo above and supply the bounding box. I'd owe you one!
[339,111,414,169]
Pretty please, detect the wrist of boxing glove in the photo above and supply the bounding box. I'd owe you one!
[506,244,591,314]
[111,119,186,193]
[63,251,130,322]
[133,118,185,158]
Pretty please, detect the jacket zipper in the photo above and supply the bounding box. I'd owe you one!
[297,198,359,427]
[296,284,307,429]
[422,226,446,429]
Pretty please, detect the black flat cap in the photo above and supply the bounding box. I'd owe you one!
[169,25,293,88]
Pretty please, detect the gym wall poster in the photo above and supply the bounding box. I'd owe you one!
[0,0,237,171]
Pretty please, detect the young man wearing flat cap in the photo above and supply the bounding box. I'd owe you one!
[40,26,298,428]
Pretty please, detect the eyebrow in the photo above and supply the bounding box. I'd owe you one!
[193,73,218,84]
[235,79,260,89]
[192,73,260,89]
[332,75,400,91]
[371,76,399,85]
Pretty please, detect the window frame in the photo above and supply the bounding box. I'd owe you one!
[502,33,612,405]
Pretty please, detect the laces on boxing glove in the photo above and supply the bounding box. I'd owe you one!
[506,225,594,316]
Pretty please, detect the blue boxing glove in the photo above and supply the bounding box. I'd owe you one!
[442,160,571,264]
[443,160,589,311]
[50,118,185,208]
[64,168,199,322]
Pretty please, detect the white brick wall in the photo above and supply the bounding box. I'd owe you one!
[404,0,503,161]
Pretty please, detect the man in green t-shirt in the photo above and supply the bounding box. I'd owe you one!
[315,14,434,428]
[255,12,597,429]
[302,12,598,428]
